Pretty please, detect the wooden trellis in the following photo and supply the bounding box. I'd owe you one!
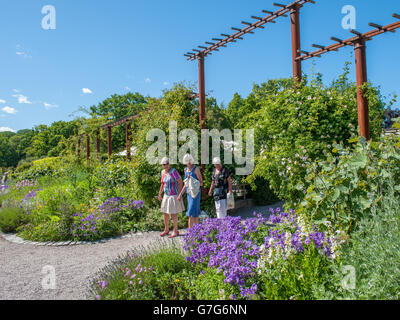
[297,14,400,140]
[185,0,400,140]
[99,113,140,161]
[184,0,315,129]
[76,113,140,161]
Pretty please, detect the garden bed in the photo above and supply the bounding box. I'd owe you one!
[91,209,343,300]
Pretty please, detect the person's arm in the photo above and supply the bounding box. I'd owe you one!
[208,181,215,197]
[227,176,233,195]
[158,183,164,202]
[195,167,203,187]
[177,170,187,200]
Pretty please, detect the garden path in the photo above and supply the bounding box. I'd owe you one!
[0,231,184,300]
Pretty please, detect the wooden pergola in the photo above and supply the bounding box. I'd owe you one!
[76,113,140,161]
[184,0,400,140]
[99,113,140,161]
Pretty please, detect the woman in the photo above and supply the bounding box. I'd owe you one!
[158,157,185,238]
[208,157,233,219]
[177,154,203,229]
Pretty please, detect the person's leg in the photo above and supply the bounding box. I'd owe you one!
[215,200,222,219]
[163,213,170,233]
[220,199,227,218]
[193,217,199,225]
[189,217,195,229]
[171,214,179,235]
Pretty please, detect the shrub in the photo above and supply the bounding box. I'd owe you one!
[0,207,30,233]
[17,218,65,242]
[14,157,65,181]
[313,175,400,299]
[240,72,385,203]
[296,136,400,233]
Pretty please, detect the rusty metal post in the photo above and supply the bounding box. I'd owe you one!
[77,138,81,158]
[126,123,131,161]
[107,126,112,157]
[86,135,90,161]
[96,130,101,159]
[198,54,206,130]
[290,4,302,82]
[354,39,370,140]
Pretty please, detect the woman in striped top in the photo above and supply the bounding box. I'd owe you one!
[158,157,185,238]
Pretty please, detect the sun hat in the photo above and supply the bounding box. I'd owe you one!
[212,157,222,165]
[160,157,170,165]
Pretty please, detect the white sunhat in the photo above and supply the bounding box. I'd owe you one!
[183,154,195,165]
[212,157,222,165]
[160,157,170,165]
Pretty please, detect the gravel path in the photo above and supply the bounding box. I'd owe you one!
[0,231,184,300]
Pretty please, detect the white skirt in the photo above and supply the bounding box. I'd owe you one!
[161,194,185,214]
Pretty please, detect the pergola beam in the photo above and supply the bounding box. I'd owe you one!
[185,0,315,61]
[297,15,400,140]
[297,18,400,61]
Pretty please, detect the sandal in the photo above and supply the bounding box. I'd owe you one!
[168,232,179,238]
[160,231,170,237]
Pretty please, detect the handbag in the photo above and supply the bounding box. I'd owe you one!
[213,187,226,198]
[184,175,201,198]
[227,193,235,210]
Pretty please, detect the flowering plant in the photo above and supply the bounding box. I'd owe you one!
[184,208,342,300]
[71,197,144,241]
[16,180,37,190]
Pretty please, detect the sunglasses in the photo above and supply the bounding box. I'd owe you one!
[162,163,169,166]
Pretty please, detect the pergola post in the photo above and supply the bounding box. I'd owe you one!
[354,39,370,140]
[198,54,206,130]
[96,130,101,159]
[77,138,81,158]
[290,3,302,82]
[126,123,131,161]
[107,126,112,157]
[86,134,90,161]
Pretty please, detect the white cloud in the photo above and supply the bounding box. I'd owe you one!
[12,89,20,93]
[124,86,131,91]
[15,45,32,59]
[163,81,170,86]
[82,88,93,94]
[2,106,17,114]
[0,99,6,104]
[0,127,16,133]
[145,77,151,83]
[12,94,32,104]
[43,102,58,109]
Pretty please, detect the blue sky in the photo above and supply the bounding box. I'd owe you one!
[0,0,399,132]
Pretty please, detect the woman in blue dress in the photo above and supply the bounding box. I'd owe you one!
[177,154,203,229]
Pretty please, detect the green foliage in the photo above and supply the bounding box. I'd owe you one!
[92,245,195,300]
[192,268,237,300]
[258,244,335,300]
[314,182,400,300]
[17,219,65,242]
[136,207,189,231]
[14,157,66,181]
[297,136,400,233]
[248,177,279,206]
[0,207,30,233]
[26,121,79,158]
[240,72,385,203]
